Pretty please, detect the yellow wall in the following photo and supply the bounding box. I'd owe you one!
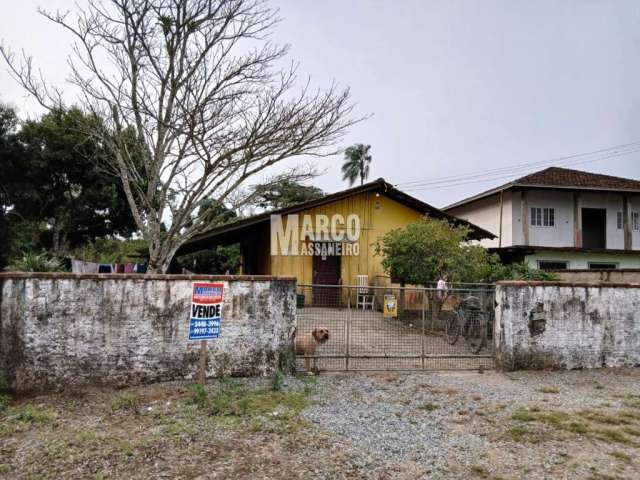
[268,192,424,286]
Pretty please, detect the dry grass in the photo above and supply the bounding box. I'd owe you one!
[0,380,318,479]
[508,404,640,448]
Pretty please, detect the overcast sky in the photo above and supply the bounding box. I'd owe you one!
[2,0,640,208]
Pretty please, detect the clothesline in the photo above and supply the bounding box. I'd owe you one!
[71,259,147,274]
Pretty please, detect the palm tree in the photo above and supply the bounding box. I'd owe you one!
[342,143,372,186]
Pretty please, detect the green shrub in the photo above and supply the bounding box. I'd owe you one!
[490,262,558,282]
[7,251,66,272]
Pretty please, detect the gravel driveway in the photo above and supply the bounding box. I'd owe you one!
[301,369,640,479]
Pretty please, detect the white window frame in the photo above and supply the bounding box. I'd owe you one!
[633,212,640,231]
[616,211,624,230]
[530,207,555,227]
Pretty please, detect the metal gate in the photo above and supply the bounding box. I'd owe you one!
[295,284,495,371]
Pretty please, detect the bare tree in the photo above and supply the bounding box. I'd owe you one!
[1,0,360,272]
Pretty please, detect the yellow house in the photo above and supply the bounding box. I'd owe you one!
[177,179,493,291]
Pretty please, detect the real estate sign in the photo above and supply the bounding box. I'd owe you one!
[189,282,223,340]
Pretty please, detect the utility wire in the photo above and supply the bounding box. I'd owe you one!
[395,140,640,189]
[401,146,640,192]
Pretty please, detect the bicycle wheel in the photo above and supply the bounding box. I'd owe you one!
[445,310,461,345]
[465,312,487,354]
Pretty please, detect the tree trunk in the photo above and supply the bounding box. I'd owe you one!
[147,240,180,274]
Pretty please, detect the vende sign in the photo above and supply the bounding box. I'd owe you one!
[189,282,223,340]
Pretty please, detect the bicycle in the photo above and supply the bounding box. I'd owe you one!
[443,294,488,354]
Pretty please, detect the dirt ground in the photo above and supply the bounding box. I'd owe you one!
[2,369,640,479]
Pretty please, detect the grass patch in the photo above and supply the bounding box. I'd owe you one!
[190,383,208,408]
[420,402,439,412]
[579,410,632,426]
[512,408,537,422]
[593,428,635,446]
[111,392,139,414]
[507,425,541,443]
[271,369,285,391]
[470,464,490,478]
[209,384,310,434]
[608,451,632,464]
[182,379,311,433]
[538,387,560,394]
[0,403,57,436]
[622,426,640,437]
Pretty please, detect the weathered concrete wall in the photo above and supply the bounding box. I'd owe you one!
[495,281,640,370]
[0,273,296,393]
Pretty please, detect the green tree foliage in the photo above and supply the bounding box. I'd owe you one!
[342,143,372,186]
[375,217,494,284]
[0,105,137,263]
[68,238,148,265]
[176,244,241,275]
[175,199,241,274]
[374,218,556,284]
[0,106,21,267]
[253,179,324,210]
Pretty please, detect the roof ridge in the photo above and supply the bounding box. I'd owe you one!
[444,166,640,211]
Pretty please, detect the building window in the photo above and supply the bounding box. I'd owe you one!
[617,211,624,230]
[538,260,568,270]
[588,262,618,270]
[633,212,640,231]
[530,207,555,227]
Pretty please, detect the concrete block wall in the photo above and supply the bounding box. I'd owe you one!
[0,273,296,393]
[495,281,640,370]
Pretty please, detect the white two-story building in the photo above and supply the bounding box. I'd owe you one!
[444,167,640,270]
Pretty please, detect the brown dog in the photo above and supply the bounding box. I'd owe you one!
[295,328,330,373]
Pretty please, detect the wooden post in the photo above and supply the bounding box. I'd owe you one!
[573,192,582,248]
[521,189,529,246]
[421,289,426,370]
[345,290,351,372]
[623,194,632,250]
[498,190,504,248]
[198,340,208,385]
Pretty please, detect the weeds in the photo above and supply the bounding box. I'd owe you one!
[538,387,560,394]
[111,392,139,414]
[0,403,56,436]
[0,394,10,412]
[190,384,209,408]
[420,402,439,412]
[512,408,537,422]
[470,464,490,478]
[508,406,640,446]
[271,369,284,391]
[608,451,632,464]
[507,425,541,443]
[593,428,635,446]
